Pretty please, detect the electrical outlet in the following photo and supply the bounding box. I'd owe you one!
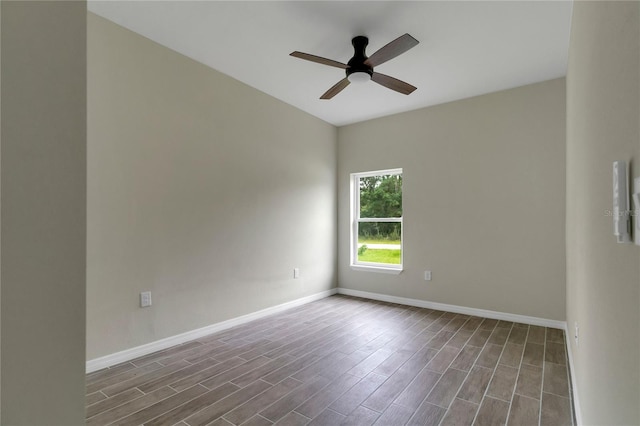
[293,268,300,279]
[424,270,432,281]
[140,291,152,308]
[574,321,579,345]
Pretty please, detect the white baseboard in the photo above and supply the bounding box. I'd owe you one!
[337,288,566,329]
[564,323,583,426]
[86,288,338,373]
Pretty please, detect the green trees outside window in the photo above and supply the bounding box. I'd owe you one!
[353,170,403,267]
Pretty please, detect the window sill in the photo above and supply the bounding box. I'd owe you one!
[350,264,403,275]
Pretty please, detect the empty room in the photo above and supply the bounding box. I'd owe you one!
[1,1,638,425]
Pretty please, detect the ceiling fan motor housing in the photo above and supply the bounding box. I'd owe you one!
[346,36,373,79]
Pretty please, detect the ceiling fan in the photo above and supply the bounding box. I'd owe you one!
[290,33,419,99]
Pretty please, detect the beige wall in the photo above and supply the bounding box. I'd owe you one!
[1,2,87,424]
[566,2,640,424]
[87,14,337,360]
[338,79,566,321]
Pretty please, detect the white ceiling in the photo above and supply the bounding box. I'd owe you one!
[88,1,573,126]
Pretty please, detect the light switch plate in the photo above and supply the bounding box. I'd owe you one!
[634,177,640,246]
[140,291,152,308]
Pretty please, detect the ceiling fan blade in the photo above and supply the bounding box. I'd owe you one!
[320,78,350,99]
[371,72,417,95]
[290,51,348,69]
[365,33,419,68]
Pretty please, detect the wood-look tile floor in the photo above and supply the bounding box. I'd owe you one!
[86,295,575,426]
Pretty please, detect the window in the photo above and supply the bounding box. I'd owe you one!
[350,169,403,273]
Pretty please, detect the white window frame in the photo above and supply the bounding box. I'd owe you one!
[350,168,403,274]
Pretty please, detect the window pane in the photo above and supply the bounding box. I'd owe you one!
[359,174,402,218]
[357,222,401,265]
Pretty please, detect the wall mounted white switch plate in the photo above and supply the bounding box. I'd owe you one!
[293,268,300,279]
[140,291,152,308]
[633,177,640,246]
[424,270,432,281]
[613,161,631,243]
